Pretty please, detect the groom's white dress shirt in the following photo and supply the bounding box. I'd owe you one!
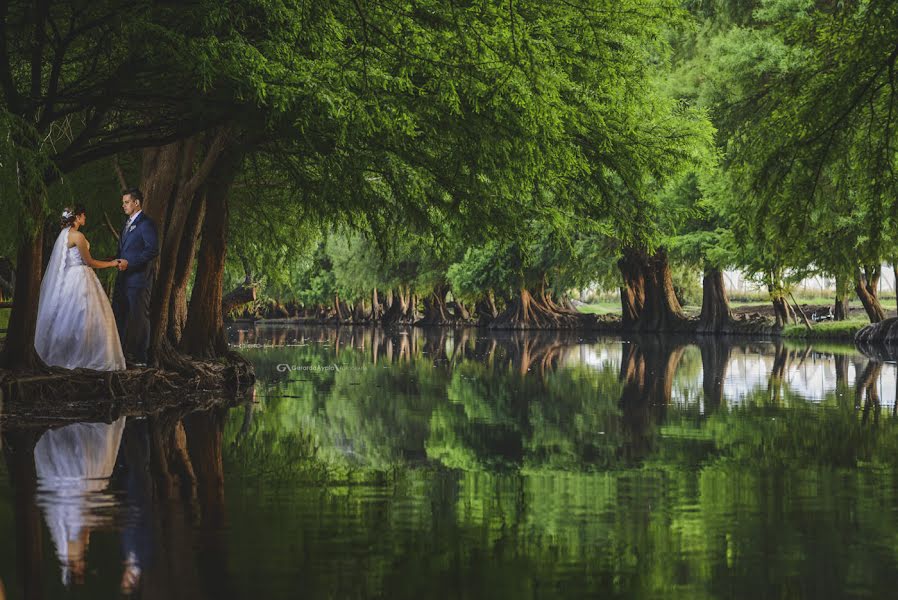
[127,209,142,228]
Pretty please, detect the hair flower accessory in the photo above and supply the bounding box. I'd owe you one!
[61,209,72,219]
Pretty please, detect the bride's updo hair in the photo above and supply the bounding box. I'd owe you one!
[60,205,86,228]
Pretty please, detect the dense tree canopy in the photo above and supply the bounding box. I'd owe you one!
[5,0,898,373]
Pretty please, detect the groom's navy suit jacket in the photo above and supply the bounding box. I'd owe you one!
[116,212,159,288]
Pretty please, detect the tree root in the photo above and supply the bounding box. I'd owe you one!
[0,352,254,428]
[489,289,592,330]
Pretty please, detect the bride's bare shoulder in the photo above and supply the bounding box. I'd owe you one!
[66,229,85,246]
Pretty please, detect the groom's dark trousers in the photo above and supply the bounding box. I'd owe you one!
[112,211,159,364]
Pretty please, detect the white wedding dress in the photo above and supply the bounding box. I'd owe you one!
[34,226,126,370]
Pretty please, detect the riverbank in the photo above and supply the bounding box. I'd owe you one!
[0,350,255,412]
[780,318,869,341]
[232,297,880,343]
[1,382,253,430]
[230,314,870,342]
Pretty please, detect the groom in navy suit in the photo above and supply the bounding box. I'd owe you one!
[112,188,159,367]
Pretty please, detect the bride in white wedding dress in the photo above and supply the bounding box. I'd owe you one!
[35,206,128,371]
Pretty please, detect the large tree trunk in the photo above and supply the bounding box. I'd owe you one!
[770,293,793,328]
[417,284,453,326]
[406,291,420,321]
[0,256,15,300]
[168,189,206,345]
[142,131,228,369]
[636,248,687,332]
[697,266,732,333]
[181,149,241,359]
[855,265,885,323]
[834,273,851,321]
[331,293,347,322]
[370,288,383,322]
[1,215,46,370]
[474,291,499,325]
[618,247,645,329]
[382,286,417,325]
[448,299,472,321]
[352,299,368,322]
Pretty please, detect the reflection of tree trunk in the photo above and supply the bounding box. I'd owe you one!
[147,414,197,498]
[423,328,449,361]
[700,339,731,412]
[855,265,885,323]
[3,431,43,600]
[184,408,226,525]
[618,342,652,462]
[503,332,566,377]
[856,361,882,424]
[617,337,684,462]
[184,407,230,598]
[698,266,732,333]
[834,354,850,407]
[768,343,791,402]
[448,328,472,365]
[140,421,205,598]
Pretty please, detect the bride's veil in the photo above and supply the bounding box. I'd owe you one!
[35,226,71,358]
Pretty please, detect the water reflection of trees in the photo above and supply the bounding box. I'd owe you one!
[237,327,898,475]
[6,327,898,598]
[2,398,239,599]
[224,328,898,598]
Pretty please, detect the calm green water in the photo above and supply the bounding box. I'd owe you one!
[2,326,898,599]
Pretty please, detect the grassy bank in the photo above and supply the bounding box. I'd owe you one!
[577,301,621,315]
[577,301,868,341]
[0,307,8,338]
[780,318,868,340]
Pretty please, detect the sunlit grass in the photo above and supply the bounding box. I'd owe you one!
[781,318,868,339]
[576,302,620,315]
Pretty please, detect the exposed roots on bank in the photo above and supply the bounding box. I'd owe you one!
[0,352,255,425]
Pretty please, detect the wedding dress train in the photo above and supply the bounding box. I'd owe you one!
[34,226,126,370]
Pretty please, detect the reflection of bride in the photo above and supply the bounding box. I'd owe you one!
[33,417,127,585]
